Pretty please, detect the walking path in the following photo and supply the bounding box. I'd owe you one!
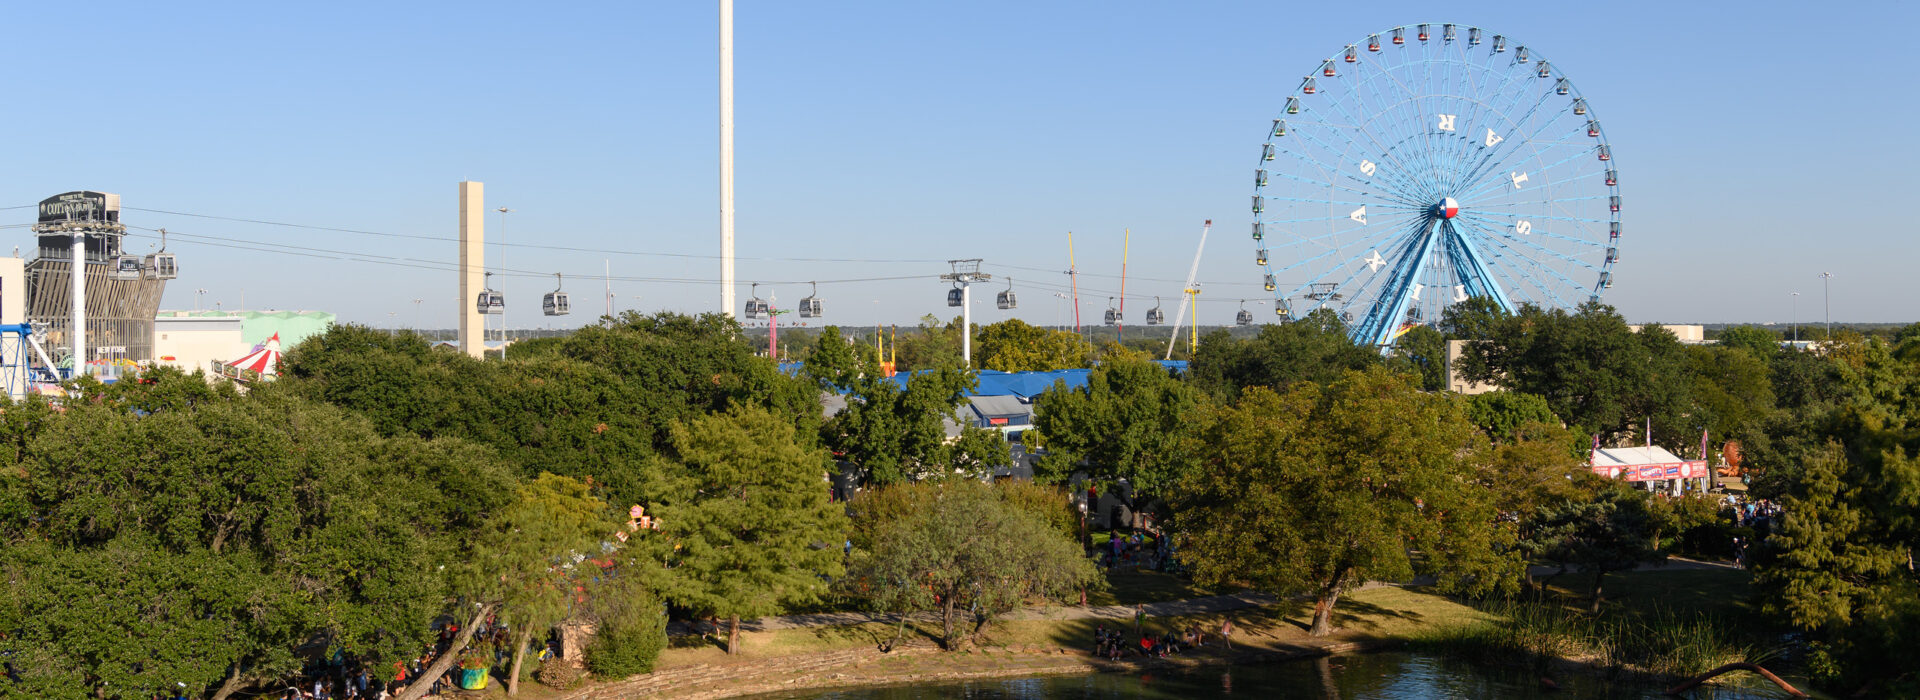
[672,591,1280,635]
[675,554,1735,636]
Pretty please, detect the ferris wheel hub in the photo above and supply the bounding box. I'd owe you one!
[1433,197,1460,219]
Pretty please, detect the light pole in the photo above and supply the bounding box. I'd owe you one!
[412,299,424,337]
[195,288,208,312]
[1820,272,1833,338]
[1790,292,1799,343]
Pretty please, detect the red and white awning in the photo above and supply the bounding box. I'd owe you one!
[1590,445,1708,482]
[227,333,283,376]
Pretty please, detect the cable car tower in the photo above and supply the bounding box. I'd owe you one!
[25,191,172,370]
[938,259,990,367]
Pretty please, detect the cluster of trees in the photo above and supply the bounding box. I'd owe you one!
[0,313,1101,699]
[6,298,1915,696]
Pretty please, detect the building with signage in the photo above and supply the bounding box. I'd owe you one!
[1591,445,1710,493]
[24,191,177,366]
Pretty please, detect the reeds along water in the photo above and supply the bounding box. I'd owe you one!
[1408,600,1777,680]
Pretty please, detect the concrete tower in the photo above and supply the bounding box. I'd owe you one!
[458,181,484,359]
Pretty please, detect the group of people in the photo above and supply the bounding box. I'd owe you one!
[1091,614,1230,661]
[269,615,553,699]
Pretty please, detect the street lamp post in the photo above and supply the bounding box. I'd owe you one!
[1820,272,1833,338]
[1790,292,1799,343]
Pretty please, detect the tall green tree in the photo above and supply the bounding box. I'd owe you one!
[637,405,849,654]
[1523,483,1667,612]
[1457,302,1695,444]
[843,480,1099,649]
[1028,351,1203,493]
[1174,368,1519,636]
[804,327,984,484]
[1187,307,1377,399]
[0,375,514,700]
[473,473,619,696]
[972,319,1091,371]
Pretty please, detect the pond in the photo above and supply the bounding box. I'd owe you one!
[745,651,1801,699]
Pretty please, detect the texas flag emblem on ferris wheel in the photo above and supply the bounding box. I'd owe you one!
[1437,197,1459,219]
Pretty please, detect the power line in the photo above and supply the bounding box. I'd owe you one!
[120,226,937,287]
[120,206,948,264]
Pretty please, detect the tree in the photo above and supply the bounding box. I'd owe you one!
[892,314,964,372]
[638,405,848,654]
[1389,324,1448,391]
[1187,307,1378,399]
[1028,351,1203,493]
[1687,344,1776,444]
[1524,483,1666,612]
[1457,302,1694,444]
[843,480,1099,649]
[1174,368,1519,636]
[1715,325,1781,363]
[972,319,1091,372]
[466,473,618,696]
[804,327,982,485]
[1464,391,1562,444]
[0,374,516,699]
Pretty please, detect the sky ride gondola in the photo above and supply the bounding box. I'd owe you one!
[111,254,143,281]
[477,272,504,315]
[946,286,964,307]
[1253,23,1622,349]
[1103,297,1120,326]
[744,283,769,319]
[996,278,1017,310]
[543,273,571,316]
[1236,301,1253,327]
[798,281,823,318]
[1145,297,1165,325]
[144,227,178,280]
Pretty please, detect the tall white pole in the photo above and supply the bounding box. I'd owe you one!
[719,0,736,318]
[961,282,972,368]
[70,231,85,377]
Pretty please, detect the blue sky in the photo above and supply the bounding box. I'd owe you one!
[3,1,1914,329]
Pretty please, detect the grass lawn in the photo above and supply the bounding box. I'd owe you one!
[1087,569,1224,606]
[1534,566,1757,621]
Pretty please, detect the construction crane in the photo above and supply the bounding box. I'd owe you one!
[1165,220,1211,360]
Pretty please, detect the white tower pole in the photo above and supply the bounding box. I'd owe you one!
[719,0,737,318]
[70,231,85,377]
[961,282,972,368]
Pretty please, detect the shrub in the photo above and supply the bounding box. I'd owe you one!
[585,590,668,680]
[536,656,583,690]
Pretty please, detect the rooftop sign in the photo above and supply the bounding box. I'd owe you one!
[37,191,120,224]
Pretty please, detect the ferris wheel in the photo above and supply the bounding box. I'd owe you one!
[1252,23,1620,348]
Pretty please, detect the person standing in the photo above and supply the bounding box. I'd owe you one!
[1220,616,1234,651]
[1133,604,1145,637]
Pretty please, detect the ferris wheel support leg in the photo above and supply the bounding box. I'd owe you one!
[1442,221,1517,314]
[1352,219,1440,350]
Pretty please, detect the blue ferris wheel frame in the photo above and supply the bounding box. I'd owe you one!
[1252,22,1621,349]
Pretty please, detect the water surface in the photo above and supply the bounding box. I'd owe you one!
[748,651,1798,699]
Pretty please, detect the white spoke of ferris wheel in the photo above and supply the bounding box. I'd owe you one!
[1279,127,1425,206]
[1455,132,1594,204]
[1467,230,1575,311]
[1456,213,1604,270]
[1463,219,1588,308]
[1306,84,1430,199]
[1267,208,1423,258]
[1290,88,1428,199]
[1455,93,1581,197]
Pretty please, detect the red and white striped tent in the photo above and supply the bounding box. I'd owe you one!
[225,333,284,379]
